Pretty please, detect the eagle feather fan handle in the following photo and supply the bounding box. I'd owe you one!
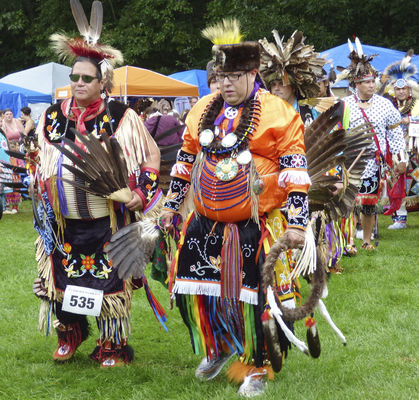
[53,128,132,203]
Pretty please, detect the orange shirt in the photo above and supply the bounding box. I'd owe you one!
[175,90,308,222]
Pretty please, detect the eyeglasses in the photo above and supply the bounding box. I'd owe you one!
[215,72,247,82]
[69,74,99,84]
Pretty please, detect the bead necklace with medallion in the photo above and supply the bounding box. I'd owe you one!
[197,90,261,182]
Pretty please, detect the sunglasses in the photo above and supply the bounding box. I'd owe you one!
[69,74,99,84]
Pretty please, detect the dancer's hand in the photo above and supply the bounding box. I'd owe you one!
[284,228,306,249]
[125,191,143,211]
[159,210,177,235]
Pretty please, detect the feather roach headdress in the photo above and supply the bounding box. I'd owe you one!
[258,30,326,98]
[344,37,378,83]
[383,49,418,89]
[50,0,123,92]
[202,19,260,72]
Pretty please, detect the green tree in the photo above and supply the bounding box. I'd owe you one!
[0,0,418,77]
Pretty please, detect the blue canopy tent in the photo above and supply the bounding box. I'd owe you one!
[0,82,52,119]
[0,92,27,118]
[168,69,210,98]
[320,44,419,88]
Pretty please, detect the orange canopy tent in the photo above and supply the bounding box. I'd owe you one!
[55,65,199,100]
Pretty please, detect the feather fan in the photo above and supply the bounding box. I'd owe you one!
[299,97,339,113]
[53,128,132,203]
[104,218,159,280]
[0,161,26,174]
[305,102,374,221]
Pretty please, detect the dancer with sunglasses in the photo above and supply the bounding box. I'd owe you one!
[32,0,160,367]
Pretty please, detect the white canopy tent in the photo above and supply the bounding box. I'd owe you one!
[0,62,72,121]
[0,62,71,97]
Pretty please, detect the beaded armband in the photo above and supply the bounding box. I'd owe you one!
[135,168,160,206]
[278,154,311,188]
[170,150,196,180]
[163,177,191,212]
[286,191,309,230]
[279,154,308,170]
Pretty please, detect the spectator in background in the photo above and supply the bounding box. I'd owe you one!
[133,97,154,121]
[1,108,24,214]
[0,114,13,216]
[157,99,171,115]
[2,108,24,147]
[145,102,184,146]
[180,109,189,125]
[168,109,181,122]
[20,106,36,137]
[206,60,220,93]
[189,96,199,109]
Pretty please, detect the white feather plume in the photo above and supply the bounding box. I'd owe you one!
[347,39,354,53]
[355,37,363,57]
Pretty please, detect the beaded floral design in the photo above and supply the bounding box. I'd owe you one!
[279,154,308,170]
[93,114,115,136]
[61,242,113,279]
[46,111,62,141]
[286,192,309,228]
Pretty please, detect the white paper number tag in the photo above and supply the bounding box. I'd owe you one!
[408,119,419,138]
[62,285,104,316]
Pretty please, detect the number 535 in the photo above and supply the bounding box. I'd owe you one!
[69,295,94,309]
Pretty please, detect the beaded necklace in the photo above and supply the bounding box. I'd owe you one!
[192,90,263,217]
[393,96,415,116]
[198,93,261,156]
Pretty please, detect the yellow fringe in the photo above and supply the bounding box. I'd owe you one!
[125,208,131,225]
[97,279,134,341]
[108,199,117,234]
[49,175,65,243]
[227,360,274,384]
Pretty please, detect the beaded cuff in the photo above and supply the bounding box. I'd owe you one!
[136,168,160,206]
[280,154,308,170]
[177,149,196,165]
[163,176,191,212]
[170,150,196,181]
[286,191,309,229]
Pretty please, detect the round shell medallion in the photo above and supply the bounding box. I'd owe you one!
[221,133,238,148]
[215,158,239,181]
[199,129,214,146]
[236,150,252,165]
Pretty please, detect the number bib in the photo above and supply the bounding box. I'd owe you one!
[62,285,104,316]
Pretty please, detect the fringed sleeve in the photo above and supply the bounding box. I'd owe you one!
[114,108,154,175]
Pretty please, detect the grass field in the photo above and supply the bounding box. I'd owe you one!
[0,201,417,400]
